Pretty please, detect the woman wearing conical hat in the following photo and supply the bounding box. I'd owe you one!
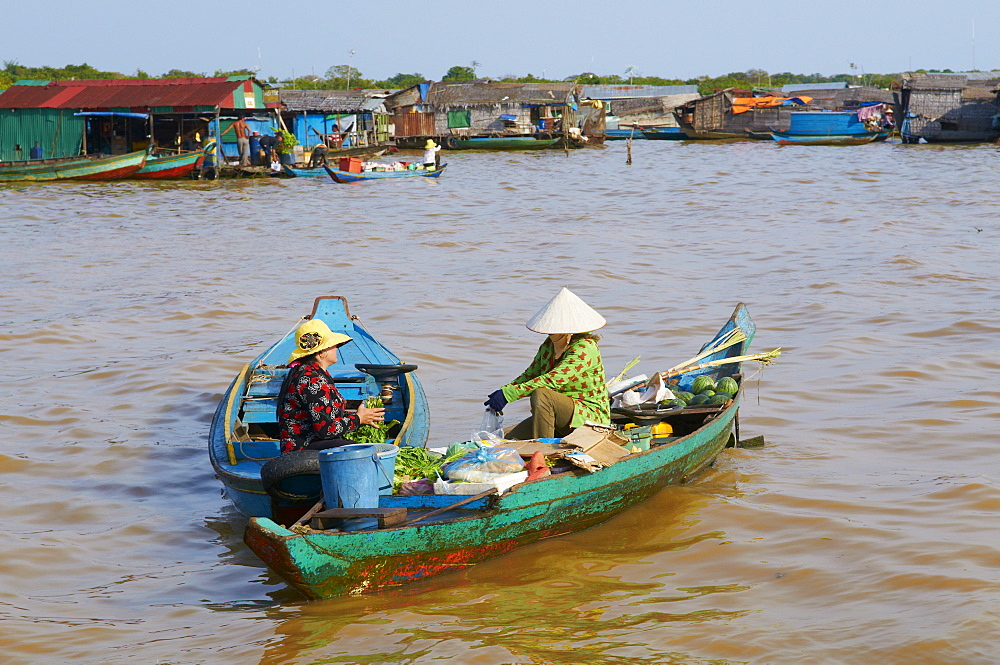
[422,138,441,170]
[276,319,385,453]
[484,288,610,440]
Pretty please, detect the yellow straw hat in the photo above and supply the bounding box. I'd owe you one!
[288,319,352,363]
[425,139,437,149]
[525,288,606,334]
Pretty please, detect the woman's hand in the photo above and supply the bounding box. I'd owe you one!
[356,403,386,426]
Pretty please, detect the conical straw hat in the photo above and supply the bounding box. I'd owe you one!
[525,288,606,334]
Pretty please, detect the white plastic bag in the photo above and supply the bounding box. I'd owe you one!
[478,409,505,439]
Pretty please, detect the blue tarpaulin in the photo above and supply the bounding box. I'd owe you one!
[74,111,149,119]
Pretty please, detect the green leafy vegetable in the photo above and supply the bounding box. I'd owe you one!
[344,396,400,444]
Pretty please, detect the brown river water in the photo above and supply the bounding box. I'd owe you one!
[1,140,998,664]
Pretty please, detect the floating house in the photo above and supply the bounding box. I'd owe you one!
[898,72,1000,143]
[674,89,813,139]
[780,82,897,112]
[0,76,278,163]
[278,89,392,155]
[385,80,604,149]
[582,85,700,138]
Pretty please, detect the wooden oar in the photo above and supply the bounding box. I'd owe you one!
[400,488,498,527]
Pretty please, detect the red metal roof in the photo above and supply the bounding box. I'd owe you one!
[0,77,251,110]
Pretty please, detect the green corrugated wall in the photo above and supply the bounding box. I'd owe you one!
[0,108,84,161]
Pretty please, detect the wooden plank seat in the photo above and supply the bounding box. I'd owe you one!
[311,507,408,530]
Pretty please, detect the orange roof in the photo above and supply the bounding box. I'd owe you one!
[731,96,812,114]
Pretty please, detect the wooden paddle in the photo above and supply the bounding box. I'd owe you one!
[400,488,498,527]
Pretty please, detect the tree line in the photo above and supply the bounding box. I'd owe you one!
[1,60,969,95]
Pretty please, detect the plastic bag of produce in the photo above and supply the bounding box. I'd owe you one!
[479,409,504,438]
[444,447,525,483]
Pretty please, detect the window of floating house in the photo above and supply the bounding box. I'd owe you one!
[500,113,517,128]
[447,110,471,128]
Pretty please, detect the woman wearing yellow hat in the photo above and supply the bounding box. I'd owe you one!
[484,288,610,440]
[276,319,385,453]
[422,139,441,170]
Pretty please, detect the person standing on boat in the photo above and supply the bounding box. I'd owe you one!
[276,319,385,453]
[220,117,251,166]
[422,139,441,170]
[484,288,610,440]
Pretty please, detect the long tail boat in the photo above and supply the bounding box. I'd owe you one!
[132,142,214,179]
[0,148,149,181]
[323,163,447,183]
[241,303,760,600]
[208,296,430,521]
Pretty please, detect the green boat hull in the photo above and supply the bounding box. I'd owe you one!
[243,303,757,599]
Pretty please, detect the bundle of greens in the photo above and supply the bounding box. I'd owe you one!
[344,397,400,444]
[393,445,470,491]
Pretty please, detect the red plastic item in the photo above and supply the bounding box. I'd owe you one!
[338,157,362,173]
[525,451,551,481]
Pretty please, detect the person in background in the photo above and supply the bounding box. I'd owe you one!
[485,288,610,440]
[220,117,251,166]
[309,142,328,168]
[277,319,385,453]
[422,139,441,170]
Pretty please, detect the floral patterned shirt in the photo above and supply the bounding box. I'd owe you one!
[277,362,359,453]
[500,334,610,428]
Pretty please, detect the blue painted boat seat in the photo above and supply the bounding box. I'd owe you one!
[241,366,371,423]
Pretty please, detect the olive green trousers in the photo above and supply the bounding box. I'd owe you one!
[506,387,576,440]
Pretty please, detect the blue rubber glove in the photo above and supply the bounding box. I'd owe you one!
[484,389,508,413]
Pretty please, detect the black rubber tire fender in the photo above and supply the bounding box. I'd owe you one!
[260,450,322,503]
[443,136,460,150]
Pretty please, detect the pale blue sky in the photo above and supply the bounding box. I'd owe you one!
[6,0,999,81]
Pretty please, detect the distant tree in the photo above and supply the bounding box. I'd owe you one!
[162,69,205,78]
[213,68,256,77]
[571,72,602,84]
[134,69,151,79]
[442,65,476,81]
[383,72,424,88]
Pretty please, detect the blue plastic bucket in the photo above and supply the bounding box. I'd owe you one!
[374,444,399,496]
[318,444,380,509]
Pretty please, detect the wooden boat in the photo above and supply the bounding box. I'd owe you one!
[771,111,890,145]
[208,296,430,520]
[0,148,148,181]
[243,303,758,599]
[772,131,889,145]
[132,142,213,179]
[324,163,447,183]
[453,136,560,150]
[640,127,689,140]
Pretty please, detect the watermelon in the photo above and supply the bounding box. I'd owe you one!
[691,376,717,394]
[701,390,716,397]
[708,394,731,405]
[716,377,739,395]
[665,398,686,407]
[714,391,733,400]
[688,394,710,406]
[674,391,695,403]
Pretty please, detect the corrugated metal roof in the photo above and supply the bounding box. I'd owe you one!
[610,94,701,115]
[279,90,384,113]
[0,77,252,110]
[582,84,699,99]
[781,82,848,93]
[426,80,576,105]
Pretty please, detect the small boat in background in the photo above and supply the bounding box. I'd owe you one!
[324,163,447,183]
[0,148,148,181]
[771,110,891,145]
[453,136,560,150]
[640,127,689,140]
[132,142,213,179]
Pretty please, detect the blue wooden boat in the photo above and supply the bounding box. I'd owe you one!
[208,296,430,520]
[324,163,447,183]
[602,127,645,140]
[282,165,331,177]
[771,111,889,145]
[243,303,762,599]
[640,127,689,140]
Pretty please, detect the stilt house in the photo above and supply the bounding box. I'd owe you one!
[899,72,1000,142]
[0,76,277,162]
